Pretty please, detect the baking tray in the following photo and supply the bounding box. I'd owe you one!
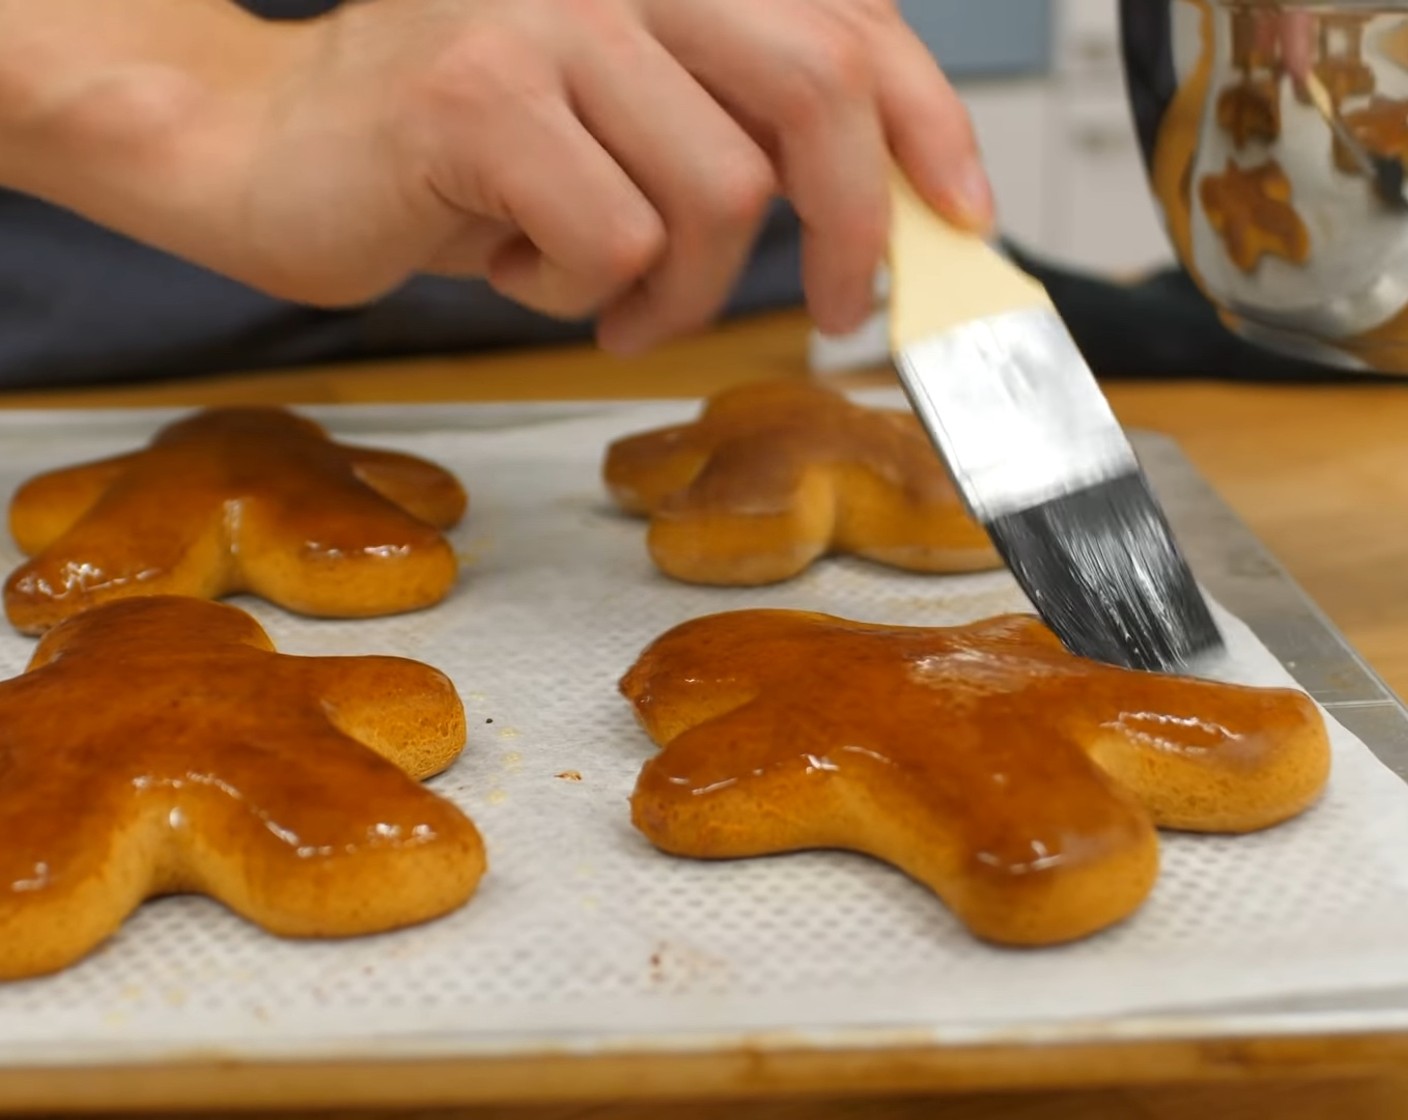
[0,399,1404,1111]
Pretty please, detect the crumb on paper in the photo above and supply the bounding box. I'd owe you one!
[488,789,508,805]
[556,770,583,782]
[502,751,522,771]
[497,727,521,741]
[163,988,188,1008]
[102,1011,129,1027]
[581,895,600,911]
[647,940,730,988]
[252,1005,271,1023]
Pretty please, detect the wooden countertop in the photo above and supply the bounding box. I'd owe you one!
[5,308,1408,1120]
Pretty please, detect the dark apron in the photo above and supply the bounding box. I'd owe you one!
[0,0,804,389]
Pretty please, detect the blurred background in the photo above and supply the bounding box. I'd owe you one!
[903,0,1174,276]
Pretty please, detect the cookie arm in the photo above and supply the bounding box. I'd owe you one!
[8,452,141,556]
[1078,675,1331,832]
[348,448,468,530]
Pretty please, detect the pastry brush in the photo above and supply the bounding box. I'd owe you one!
[886,169,1224,673]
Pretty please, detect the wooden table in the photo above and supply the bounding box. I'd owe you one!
[7,309,1408,1120]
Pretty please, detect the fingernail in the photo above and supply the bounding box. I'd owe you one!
[950,160,996,232]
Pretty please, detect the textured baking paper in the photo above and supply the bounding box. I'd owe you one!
[0,399,1407,1066]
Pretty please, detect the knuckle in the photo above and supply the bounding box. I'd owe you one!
[776,26,875,126]
[414,26,542,117]
[600,212,667,285]
[696,154,776,231]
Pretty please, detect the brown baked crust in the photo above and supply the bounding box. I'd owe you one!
[0,595,484,980]
[5,407,467,634]
[603,381,1000,586]
[622,609,1331,947]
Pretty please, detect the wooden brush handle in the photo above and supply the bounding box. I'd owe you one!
[887,167,1051,349]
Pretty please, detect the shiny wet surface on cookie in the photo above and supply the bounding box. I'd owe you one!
[622,609,1330,944]
[0,595,482,979]
[3,407,466,632]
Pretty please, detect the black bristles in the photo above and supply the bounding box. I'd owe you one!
[985,471,1224,673]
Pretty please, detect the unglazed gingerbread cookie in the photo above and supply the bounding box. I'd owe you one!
[1199,159,1310,272]
[0,595,485,979]
[5,406,467,634]
[603,381,1000,586]
[622,610,1330,947]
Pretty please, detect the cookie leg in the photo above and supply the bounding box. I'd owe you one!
[235,487,460,618]
[4,488,230,635]
[174,728,486,938]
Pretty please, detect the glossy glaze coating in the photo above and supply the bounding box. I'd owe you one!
[622,609,1331,946]
[0,596,484,980]
[5,406,467,634]
[603,380,1000,586]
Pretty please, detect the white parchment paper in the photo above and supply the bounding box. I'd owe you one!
[0,398,1405,1066]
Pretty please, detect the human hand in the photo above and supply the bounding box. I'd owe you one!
[234,0,994,353]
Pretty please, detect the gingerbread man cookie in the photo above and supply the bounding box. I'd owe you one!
[1199,159,1310,272]
[0,595,485,980]
[622,610,1330,946]
[5,406,467,634]
[603,381,1000,586]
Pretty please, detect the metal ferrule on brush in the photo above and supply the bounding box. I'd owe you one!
[894,307,1223,674]
[895,307,1137,523]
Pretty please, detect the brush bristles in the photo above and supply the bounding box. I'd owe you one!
[985,471,1223,673]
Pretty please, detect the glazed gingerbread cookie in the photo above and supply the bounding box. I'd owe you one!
[5,406,467,634]
[0,595,485,980]
[603,381,1000,586]
[1199,158,1310,272]
[622,609,1330,947]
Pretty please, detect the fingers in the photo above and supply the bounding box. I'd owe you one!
[420,37,666,319]
[563,16,777,354]
[647,0,890,335]
[868,12,995,233]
